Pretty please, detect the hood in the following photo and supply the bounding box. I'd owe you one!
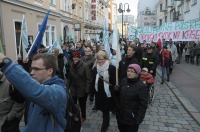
[43,76,65,88]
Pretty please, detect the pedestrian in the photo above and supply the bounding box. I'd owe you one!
[82,47,96,105]
[118,45,139,83]
[159,46,172,84]
[115,64,148,132]
[92,51,116,132]
[195,41,200,66]
[167,39,178,73]
[0,72,24,132]
[140,46,157,77]
[68,51,92,122]
[0,53,67,132]
[140,67,154,86]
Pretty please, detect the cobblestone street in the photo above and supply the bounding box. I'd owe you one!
[81,74,200,132]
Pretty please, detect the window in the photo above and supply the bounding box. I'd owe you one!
[159,19,162,26]
[185,0,190,12]
[191,0,197,5]
[160,4,162,11]
[80,7,82,18]
[86,10,88,20]
[50,0,56,5]
[165,16,167,22]
[38,24,56,47]
[64,0,68,11]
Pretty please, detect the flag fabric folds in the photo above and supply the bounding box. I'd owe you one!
[112,22,121,67]
[47,40,63,54]
[27,10,50,58]
[0,38,4,54]
[21,15,29,58]
[103,19,111,58]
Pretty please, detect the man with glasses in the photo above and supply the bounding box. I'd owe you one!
[0,53,67,132]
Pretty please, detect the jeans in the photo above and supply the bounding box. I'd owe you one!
[161,66,170,82]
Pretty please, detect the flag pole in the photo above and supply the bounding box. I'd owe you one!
[18,24,23,57]
[116,45,119,86]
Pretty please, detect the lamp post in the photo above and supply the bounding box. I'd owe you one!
[118,3,130,40]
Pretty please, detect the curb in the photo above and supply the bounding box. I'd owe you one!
[157,69,200,126]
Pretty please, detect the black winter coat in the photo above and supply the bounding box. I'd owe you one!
[116,78,148,125]
[140,52,157,72]
[118,56,139,83]
[92,65,116,112]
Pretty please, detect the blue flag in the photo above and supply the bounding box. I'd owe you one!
[27,10,50,58]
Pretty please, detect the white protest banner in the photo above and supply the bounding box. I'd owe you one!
[129,20,200,42]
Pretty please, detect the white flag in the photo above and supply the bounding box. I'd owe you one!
[112,22,121,67]
[21,15,29,58]
[48,40,63,54]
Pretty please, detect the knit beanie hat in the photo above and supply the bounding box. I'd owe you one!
[72,51,81,58]
[128,64,141,75]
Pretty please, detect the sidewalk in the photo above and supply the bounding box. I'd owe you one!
[81,74,200,132]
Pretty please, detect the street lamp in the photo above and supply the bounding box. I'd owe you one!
[118,3,131,40]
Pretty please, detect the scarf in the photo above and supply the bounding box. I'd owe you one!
[95,60,111,97]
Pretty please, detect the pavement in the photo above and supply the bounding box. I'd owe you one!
[19,59,200,131]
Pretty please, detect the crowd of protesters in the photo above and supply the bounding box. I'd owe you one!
[1,36,199,132]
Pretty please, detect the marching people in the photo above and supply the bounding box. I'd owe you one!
[167,39,178,73]
[91,51,116,132]
[0,73,24,132]
[0,53,67,131]
[115,64,148,132]
[118,45,139,83]
[140,46,158,77]
[68,51,92,122]
[140,67,154,86]
[195,41,200,66]
[52,48,65,79]
[185,42,192,63]
[82,47,96,105]
[159,46,172,84]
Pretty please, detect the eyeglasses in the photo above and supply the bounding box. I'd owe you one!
[30,67,48,72]
[127,69,136,73]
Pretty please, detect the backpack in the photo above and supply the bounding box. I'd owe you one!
[65,88,82,132]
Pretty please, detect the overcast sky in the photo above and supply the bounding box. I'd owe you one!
[116,0,139,16]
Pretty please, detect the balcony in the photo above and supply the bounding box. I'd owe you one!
[174,0,183,1]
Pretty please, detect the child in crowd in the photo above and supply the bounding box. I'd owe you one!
[140,67,154,86]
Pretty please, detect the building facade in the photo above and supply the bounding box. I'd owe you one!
[137,0,157,28]
[155,0,200,26]
[0,0,111,60]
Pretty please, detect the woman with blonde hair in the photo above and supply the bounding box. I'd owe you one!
[92,51,116,132]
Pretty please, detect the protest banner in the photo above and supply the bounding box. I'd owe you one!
[129,20,200,42]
